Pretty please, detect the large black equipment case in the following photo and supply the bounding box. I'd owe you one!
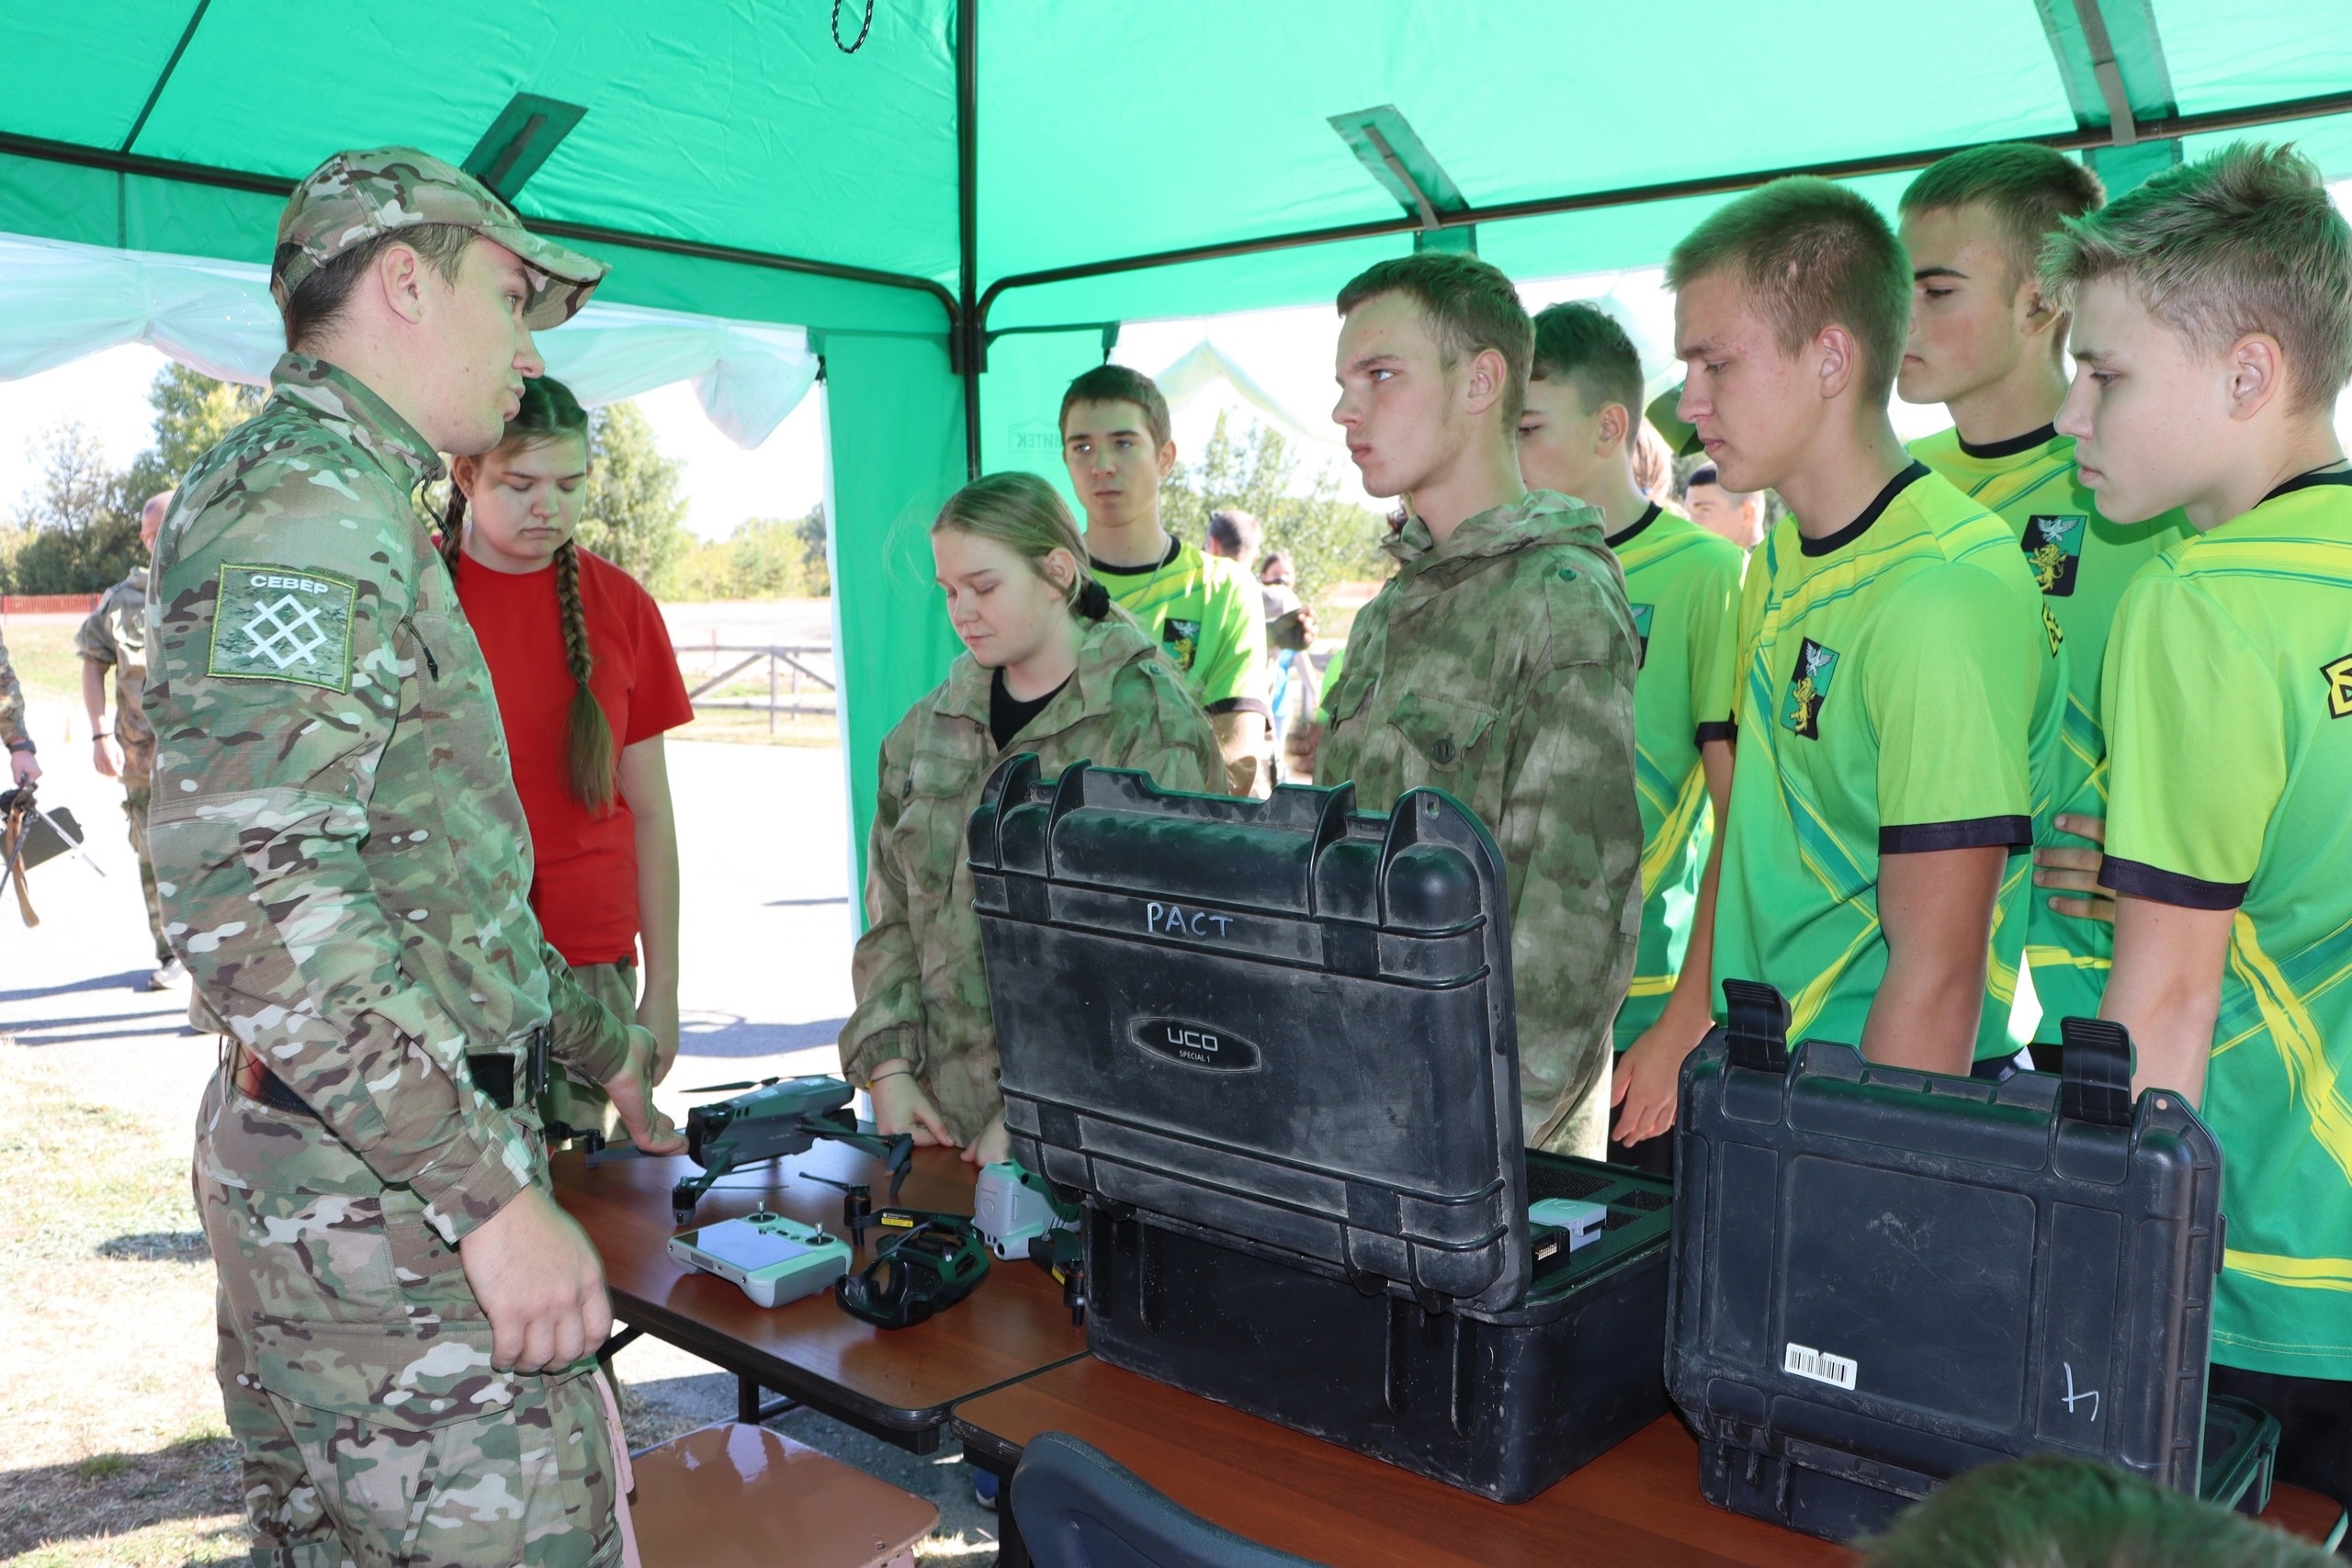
[969,757,1672,1502]
[1667,984,2269,1541]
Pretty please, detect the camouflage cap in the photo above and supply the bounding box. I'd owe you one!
[275,147,607,330]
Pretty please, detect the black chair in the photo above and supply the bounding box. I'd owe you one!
[1010,1431,1327,1568]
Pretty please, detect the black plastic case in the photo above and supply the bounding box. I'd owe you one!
[1668,984,2239,1541]
[970,758,1672,1501]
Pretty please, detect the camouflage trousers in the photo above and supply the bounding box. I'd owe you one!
[541,962,634,1148]
[119,743,171,965]
[1527,1051,1611,1162]
[195,1069,627,1567]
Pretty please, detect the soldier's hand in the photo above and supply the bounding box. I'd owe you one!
[601,1025,685,1155]
[2033,813,2115,925]
[91,736,119,779]
[869,1064,956,1147]
[458,1186,609,1372]
[1284,720,1323,784]
[8,749,38,786]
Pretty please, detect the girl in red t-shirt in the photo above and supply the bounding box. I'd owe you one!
[441,378,694,1144]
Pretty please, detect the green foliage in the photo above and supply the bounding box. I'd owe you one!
[666,507,831,600]
[1157,412,1391,612]
[0,363,265,595]
[577,400,689,588]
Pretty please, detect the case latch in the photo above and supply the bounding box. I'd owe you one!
[1722,979,1792,1075]
[2058,1016,2137,1127]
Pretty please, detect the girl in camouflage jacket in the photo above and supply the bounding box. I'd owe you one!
[841,472,1225,1162]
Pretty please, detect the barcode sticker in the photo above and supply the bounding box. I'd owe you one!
[1783,1342,1858,1391]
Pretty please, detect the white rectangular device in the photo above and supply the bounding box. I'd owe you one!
[1528,1197,1608,1252]
[668,1212,853,1308]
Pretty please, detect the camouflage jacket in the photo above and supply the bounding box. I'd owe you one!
[0,630,24,751]
[147,355,631,1244]
[74,565,153,750]
[841,615,1226,1144]
[1318,491,1645,1153]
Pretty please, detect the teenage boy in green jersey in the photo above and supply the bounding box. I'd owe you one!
[2044,142,2352,1512]
[1515,301,1743,1161]
[1897,143,2194,1050]
[1296,251,1645,1157]
[1673,177,2064,1073]
[1060,365,1271,795]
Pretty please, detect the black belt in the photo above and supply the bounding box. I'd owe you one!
[234,1029,549,1118]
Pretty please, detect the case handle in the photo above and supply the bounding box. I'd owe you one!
[2058,1016,2137,1127]
[1721,979,1792,1075]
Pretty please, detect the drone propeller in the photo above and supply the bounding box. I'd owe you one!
[683,1077,782,1095]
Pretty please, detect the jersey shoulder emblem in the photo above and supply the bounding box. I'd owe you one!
[208,563,357,692]
[1160,617,1202,671]
[2022,513,2086,596]
[1781,637,1840,739]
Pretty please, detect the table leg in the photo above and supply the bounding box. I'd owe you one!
[736,1373,801,1425]
[994,1465,1027,1568]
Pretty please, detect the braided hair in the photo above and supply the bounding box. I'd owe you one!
[438,378,619,814]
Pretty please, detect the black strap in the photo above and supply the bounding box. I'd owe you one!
[1722,979,1792,1074]
[2058,1017,2137,1127]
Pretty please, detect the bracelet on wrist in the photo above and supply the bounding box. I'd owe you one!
[865,1066,913,1090]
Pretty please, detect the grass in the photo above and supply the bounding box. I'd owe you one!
[0,1048,243,1565]
[0,618,85,710]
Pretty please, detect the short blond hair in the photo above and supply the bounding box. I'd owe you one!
[2040,142,2352,412]
[1668,177,1910,402]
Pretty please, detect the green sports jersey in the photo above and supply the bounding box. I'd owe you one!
[1713,463,2064,1055]
[1911,425,2193,1041]
[1091,536,1269,721]
[2099,468,2352,1381]
[1607,503,1746,1049]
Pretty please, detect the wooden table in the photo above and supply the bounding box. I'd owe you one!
[953,1355,2350,1568]
[554,1142,1087,1451]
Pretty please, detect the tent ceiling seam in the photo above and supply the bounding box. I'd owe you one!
[974,85,2352,324]
[0,130,959,324]
[120,0,213,155]
[1363,125,1441,231]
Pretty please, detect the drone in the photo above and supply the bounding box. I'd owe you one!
[592,1073,913,1223]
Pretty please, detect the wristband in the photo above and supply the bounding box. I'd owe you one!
[866,1066,913,1090]
[6,740,33,754]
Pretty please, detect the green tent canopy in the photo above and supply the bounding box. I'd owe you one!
[5,1,2349,890]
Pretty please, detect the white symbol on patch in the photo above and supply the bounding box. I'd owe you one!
[241,594,329,669]
[2062,1361,2099,1420]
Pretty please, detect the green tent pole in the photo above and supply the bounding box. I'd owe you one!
[820,332,968,923]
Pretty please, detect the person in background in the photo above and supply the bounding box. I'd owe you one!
[1207,513,1321,780]
[1515,301,1743,1171]
[844,471,1225,1169]
[1633,419,1678,506]
[1060,366,1272,795]
[1896,142,2193,1056]
[1674,176,2062,1075]
[1295,250,1645,1158]
[78,489,179,988]
[1681,461,1770,550]
[441,376,693,1145]
[1860,1452,2337,1568]
[0,629,36,787]
[2046,141,2352,1520]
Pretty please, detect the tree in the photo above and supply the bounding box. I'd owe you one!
[664,505,831,600]
[0,363,267,594]
[1158,412,1391,613]
[0,422,139,594]
[119,362,265,508]
[578,400,689,589]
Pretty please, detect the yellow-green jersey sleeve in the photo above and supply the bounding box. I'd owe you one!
[1868,565,2035,850]
[2100,571,2280,907]
[1690,547,1744,744]
[1316,644,1348,724]
[1191,560,1270,715]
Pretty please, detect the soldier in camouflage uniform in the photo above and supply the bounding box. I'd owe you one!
[78,489,178,986]
[1298,253,1644,1158]
[0,627,37,785]
[147,147,678,1568]
[843,472,1226,1164]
